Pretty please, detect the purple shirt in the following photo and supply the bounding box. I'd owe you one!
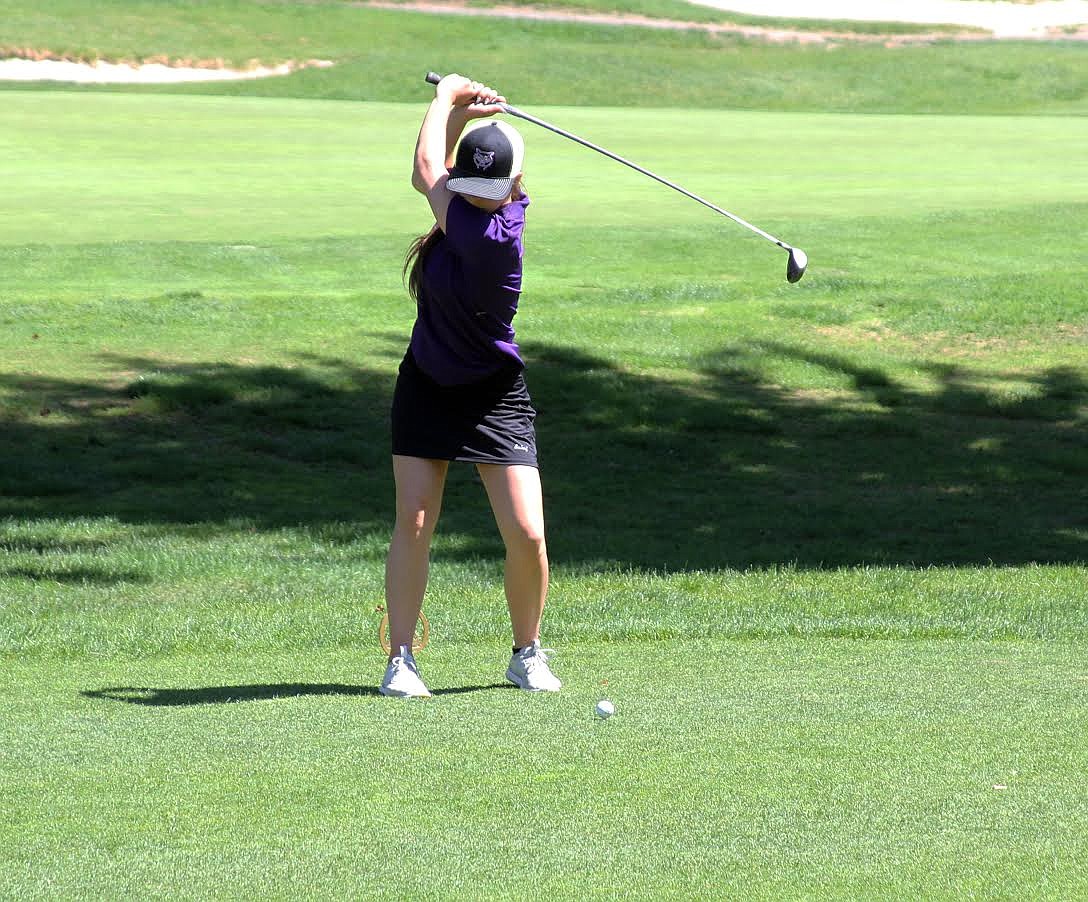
[409,194,529,386]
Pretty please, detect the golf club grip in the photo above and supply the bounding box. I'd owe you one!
[423,71,515,116]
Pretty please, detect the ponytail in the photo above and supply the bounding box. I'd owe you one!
[403,224,441,303]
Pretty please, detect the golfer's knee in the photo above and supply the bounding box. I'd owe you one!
[394,505,439,542]
[505,520,547,559]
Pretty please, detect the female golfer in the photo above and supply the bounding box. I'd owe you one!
[380,74,560,698]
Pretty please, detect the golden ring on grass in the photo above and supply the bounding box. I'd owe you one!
[378,610,430,655]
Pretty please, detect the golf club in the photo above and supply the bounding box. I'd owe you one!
[425,71,808,283]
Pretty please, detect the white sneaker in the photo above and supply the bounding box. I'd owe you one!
[380,646,431,698]
[506,640,562,692]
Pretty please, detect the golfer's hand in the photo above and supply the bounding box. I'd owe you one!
[437,73,505,117]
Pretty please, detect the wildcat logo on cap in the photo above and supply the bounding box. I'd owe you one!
[473,148,496,172]
[447,119,525,201]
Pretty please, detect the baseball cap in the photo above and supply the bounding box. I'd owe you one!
[447,120,525,201]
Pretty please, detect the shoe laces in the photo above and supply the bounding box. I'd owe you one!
[391,650,420,674]
[522,646,556,672]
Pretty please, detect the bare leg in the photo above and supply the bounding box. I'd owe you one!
[385,455,449,655]
[476,464,549,648]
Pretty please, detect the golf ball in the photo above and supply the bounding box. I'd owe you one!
[595,699,615,719]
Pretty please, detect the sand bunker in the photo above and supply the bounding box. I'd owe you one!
[2,0,1084,83]
[0,56,333,84]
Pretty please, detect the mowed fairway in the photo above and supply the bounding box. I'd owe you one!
[2,57,1087,901]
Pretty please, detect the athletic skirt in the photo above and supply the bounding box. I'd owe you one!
[391,351,539,467]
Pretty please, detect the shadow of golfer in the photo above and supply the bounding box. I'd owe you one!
[82,682,512,706]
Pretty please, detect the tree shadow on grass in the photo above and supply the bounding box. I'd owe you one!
[1,332,1085,569]
[81,683,512,705]
[0,565,148,585]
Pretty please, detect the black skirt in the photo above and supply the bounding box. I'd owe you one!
[391,351,539,467]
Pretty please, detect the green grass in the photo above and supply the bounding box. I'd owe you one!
[383,0,978,33]
[1,0,1086,114]
[0,0,980,68]
[5,642,1088,898]
[1,6,1087,895]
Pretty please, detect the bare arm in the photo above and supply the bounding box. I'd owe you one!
[411,74,505,232]
[444,107,470,171]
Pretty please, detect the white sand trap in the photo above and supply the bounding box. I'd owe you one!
[685,0,1088,38]
[0,57,333,84]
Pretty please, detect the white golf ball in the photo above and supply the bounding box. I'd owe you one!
[595,699,615,719]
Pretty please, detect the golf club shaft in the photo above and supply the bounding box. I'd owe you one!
[425,71,792,252]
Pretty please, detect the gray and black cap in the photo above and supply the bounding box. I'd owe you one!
[447,120,525,201]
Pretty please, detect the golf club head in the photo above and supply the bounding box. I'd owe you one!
[786,247,808,283]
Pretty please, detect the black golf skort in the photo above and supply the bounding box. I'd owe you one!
[391,351,539,468]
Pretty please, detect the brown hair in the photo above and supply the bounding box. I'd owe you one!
[403,178,526,303]
[403,224,442,304]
